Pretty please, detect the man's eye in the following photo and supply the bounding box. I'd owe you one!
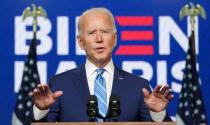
[88,32,95,35]
[102,30,109,33]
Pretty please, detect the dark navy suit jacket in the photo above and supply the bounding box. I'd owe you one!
[46,64,171,122]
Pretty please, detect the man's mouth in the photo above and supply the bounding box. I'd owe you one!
[95,47,105,52]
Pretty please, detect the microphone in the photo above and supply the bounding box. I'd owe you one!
[87,95,98,122]
[107,95,121,122]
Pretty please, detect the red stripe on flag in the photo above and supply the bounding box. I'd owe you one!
[121,31,154,41]
[115,45,154,55]
[115,16,153,26]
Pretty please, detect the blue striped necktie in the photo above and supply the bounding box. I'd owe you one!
[94,68,107,122]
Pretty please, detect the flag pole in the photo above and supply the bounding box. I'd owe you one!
[179,2,206,58]
[22,4,47,124]
[12,4,47,125]
[176,2,207,125]
[22,4,47,43]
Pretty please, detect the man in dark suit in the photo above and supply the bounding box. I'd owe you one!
[32,7,173,122]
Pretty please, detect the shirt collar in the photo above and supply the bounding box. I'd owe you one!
[85,59,114,78]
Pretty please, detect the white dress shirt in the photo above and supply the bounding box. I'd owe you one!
[33,59,166,121]
[85,59,114,106]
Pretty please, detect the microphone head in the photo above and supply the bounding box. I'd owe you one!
[87,95,98,105]
[108,95,121,119]
[110,95,120,105]
[87,95,98,120]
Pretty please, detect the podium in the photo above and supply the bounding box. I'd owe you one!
[32,122,175,125]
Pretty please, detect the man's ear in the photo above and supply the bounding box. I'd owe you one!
[113,32,117,47]
[77,35,84,50]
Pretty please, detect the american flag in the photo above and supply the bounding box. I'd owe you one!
[176,31,207,125]
[12,37,40,125]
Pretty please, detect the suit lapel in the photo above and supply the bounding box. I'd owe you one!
[111,65,125,96]
[73,64,90,104]
[73,64,125,104]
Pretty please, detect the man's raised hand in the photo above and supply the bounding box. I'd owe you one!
[142,84,174,112]
[31,84,63,110]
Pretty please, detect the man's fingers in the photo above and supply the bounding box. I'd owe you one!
[32,84,62,102]
[160,84,169,94]
[166,94,174,101]
[29,92,33,97]
[142,88,149,98]
[32,84,51,98]
[164,88,174,100]
[154,84,170,94]
[154,84,162,93]
[164,89,172,96]
[37,84,47,91]
[37,84,51,94]
[32,88,40,98]
[37,84,45,91]
[33,88,40,94]
[52,91,63,99]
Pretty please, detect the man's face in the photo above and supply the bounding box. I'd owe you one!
[77,12,117,66]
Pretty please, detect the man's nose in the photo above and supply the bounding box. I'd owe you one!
[96,31,102,42]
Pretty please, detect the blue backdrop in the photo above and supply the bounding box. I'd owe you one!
[0,0,209,124]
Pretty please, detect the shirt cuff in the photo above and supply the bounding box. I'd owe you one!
[33,105,49,120]
[149,110,166,122]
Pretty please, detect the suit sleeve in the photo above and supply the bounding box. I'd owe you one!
[139,79,172,122]
[46,77,61,122]
[138,79,152,121]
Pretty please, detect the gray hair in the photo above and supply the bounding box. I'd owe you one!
[77,7,117,36]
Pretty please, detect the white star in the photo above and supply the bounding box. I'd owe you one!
[31,82,36,88]
[193,86,197,91]
[196,99,201,105]
[187,64,191,69]
[189,83,192,88]
[185,111,189,116]
[201,114,206,120]
[29,59,34,65]
[33,74,38,79]
[194,109,198,114]
[187,55,191,60]
[18,104,23,110]
[179,94,183,99]
[183,84,187,88]
[184,101,188,107]
[24,67,28,72]
[28,69,32,74]
[24,76,29,82]
[26,101,32,107]
[25,111,30,116]
[24,86,29,91]
[18,95,22,100]
[184,92,187,97]
[179,103,183,108]
[188,74,192,79]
